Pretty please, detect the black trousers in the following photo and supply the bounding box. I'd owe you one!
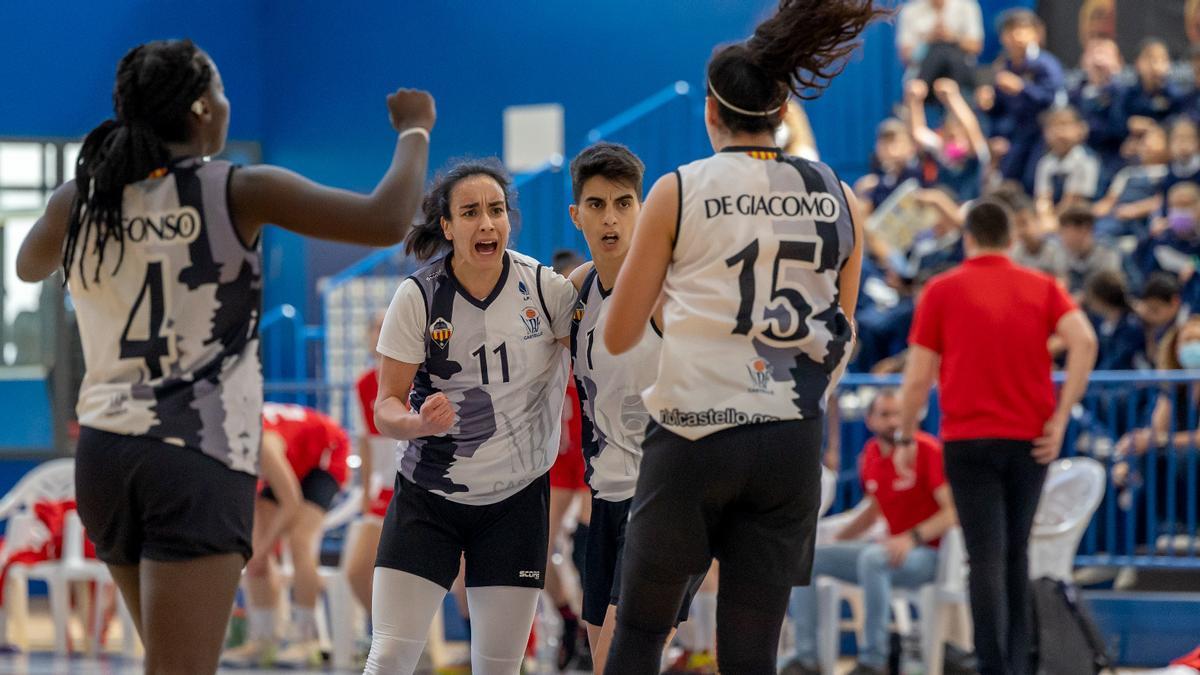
[944,439,1048,675]
[603,419,824,675]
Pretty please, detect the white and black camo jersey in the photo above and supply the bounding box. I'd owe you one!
[644,147,856,440]
[378,250,576,506]
[570,268,661,502]
[72,158,263,474]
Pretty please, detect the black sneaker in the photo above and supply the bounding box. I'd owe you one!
[573,625,593,671]
[556,615,579,671]
[778,659,821,675]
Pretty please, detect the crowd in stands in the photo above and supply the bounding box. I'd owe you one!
[851,8,1200,383]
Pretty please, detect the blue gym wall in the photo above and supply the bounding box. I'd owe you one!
[1,1,265,144]
[2,0,1033,335]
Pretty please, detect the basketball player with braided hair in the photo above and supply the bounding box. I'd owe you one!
[17,39,433,673]
[601,2,882,672]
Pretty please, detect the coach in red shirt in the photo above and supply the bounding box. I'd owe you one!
[897,200,1097,675]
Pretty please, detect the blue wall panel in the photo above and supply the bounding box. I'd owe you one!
[2,0,1019,341]
[1,0,265,142]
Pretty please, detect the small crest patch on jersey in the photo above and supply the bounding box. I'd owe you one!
[430,318,454,349]
[520,306,543,338]
[573,298,586,323]
[746,357,773,393]
[518,280,531,301]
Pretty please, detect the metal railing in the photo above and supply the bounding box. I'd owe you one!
[833,371,1200,569]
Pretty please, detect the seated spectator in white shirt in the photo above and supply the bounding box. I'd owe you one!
[1034,107,1101,217]
[897,0,984,92]
[995,183,1068,279]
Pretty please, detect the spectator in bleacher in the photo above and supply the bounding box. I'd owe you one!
[1162,118,1200,215]
[1133,182,1200,310]
[896,0,983,93]
[979,9,1064,192]
[1113,39,1185,135]
[1069,37,1128,191]
[1093,121,1170,238]
[1000,184,1068,279]
[907,78,989,202]
[1183,44,1200,125]
[780,390,957,675]
[908,187,966,278]
[1060,206,1123,295]
[1113,316,1200,530]
[855,119,924,216]
[1084,270,1147,371]
[1034,106,1101,217]
[1134,274,1185,368]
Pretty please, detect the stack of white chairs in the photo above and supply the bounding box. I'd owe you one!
[0,458,137,656]
[1029,457,1106,581]
[811,456,1108,674]
[813,526,968,675]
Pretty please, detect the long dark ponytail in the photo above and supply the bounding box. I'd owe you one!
[707,0,887,134]
[406,158,519,262]
[65,39,213,285]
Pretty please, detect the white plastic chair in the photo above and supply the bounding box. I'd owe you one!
[814,527,968,675]
[818,466,837,518]
[1029,457,1106,581]
[0,459,137,656]
[313,485,365,669]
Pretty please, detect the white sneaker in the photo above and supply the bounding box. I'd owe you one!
[221,638,278,668]
[274,638,323,668]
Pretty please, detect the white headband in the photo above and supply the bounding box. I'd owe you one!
[708,83,783,118]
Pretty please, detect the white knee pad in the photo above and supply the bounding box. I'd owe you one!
[363,568,447,675]
[465,586,541,675]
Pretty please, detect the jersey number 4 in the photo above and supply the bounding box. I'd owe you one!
[120,262,172,380]
[725,238,820,345]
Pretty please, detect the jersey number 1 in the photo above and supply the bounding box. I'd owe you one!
[120,262,171,380]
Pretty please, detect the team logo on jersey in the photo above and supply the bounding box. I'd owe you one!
[520,306,543,338]
[746,358,773,393]
[429,318,454,349]
[572,298,586,323]
[518,280,531,301]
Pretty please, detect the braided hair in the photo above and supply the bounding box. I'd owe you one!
[64,39,213,286]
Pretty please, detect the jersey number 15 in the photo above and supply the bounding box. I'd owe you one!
[725,238,820,345]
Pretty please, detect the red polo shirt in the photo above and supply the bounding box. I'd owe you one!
[861,431,946,546]
[908,254,1076,442]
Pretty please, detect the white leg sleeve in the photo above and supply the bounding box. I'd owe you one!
[465,586,540,675]
[363,568,446,675]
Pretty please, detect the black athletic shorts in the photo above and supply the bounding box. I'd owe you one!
[75,426,257,566]
[583,495,702,627]
[261,468,340,511]
[622,419,824,588]
[375,472,550,590]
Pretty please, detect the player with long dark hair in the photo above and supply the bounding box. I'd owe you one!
[16,39,433,673]
[366,159,578,675]
[601,2,881,672]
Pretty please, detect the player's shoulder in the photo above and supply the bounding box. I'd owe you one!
[507,249,541,271]
[568,261,595,292]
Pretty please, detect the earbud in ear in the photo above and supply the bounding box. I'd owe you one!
[191,100,205,116]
